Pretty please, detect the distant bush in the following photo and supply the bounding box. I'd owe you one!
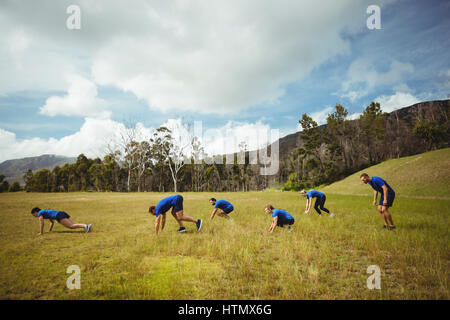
[8,181,22,192]
[0,174,9,193]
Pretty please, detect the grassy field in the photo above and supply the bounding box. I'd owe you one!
[0,191,448,300]
[0,149,449,300]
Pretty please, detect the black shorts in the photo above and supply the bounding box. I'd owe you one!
[56,211,71,222]
[277,218,294,227]
[222,205,234,214]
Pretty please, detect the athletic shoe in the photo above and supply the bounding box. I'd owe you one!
[85,224,92,233]
[177,227,186,233]
[383,225,387,229]
[388,225,396,231]
[329,213,335,218]
[196,219,203,232]
[287,226,293,232]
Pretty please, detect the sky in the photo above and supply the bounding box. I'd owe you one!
[0,0,449,162]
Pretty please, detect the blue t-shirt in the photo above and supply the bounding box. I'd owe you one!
[368,176,395,195]
[155,195,180,217]
[272,209,294,221]
[37,209,59,219]
[215,200,233,211]
[306,190,324,199]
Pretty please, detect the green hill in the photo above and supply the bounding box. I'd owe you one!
[321,148,450,198]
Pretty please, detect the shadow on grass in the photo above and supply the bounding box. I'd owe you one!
[53,231,86,234]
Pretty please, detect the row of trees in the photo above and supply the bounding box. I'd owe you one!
[21,124,261,193]
[0,175,21,192]
[5,101,449,193]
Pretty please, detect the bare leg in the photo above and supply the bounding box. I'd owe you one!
[378,206,388,226]
[383,207,395,227]
[171,210,184,227]
[175,210,198,223]
[59,218,86,230]
[217,210,230,219]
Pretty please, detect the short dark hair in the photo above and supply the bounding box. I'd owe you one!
[31,207,41,214]
[149,206,156,215]
[360,173,369,178]
[209,198,216,202]
[265,204,274,210]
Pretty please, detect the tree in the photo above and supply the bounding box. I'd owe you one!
[150,127,172,192]
[23,170,34,192]
[76,154,90,191]
[103,151,122,192]
[89,162,106,191]
[8,181,21,192]
[298,113,325,183]
[413,120,447,151]
[0,175,9,193]
[190,136,205,192]
[359,102,386,164]
[152,125,191,193]
[31,169,52,192]
[133,141,152,192]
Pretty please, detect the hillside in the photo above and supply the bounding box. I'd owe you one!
[321,148,450,198]
[0,154,76,184]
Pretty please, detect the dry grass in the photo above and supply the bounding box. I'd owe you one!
[0,189,448,299]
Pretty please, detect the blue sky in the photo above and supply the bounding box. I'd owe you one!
[0,0,449,161]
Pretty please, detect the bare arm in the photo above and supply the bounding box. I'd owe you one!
[210,208,218,220]
[381,185,389,205]
[155,215,162,235]
[39,216,44,235]
[48,219,55,232]
[160,214,166,230]
[373,190,378,206]
[305,198,312,213]
[268,217,278,233]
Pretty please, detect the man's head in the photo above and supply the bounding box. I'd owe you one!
[31,207,41,217]
[360,173,371,184]
[300,189,307,197]
[148,206,156,216]
[209,198,216,205]
[264,204,274,214]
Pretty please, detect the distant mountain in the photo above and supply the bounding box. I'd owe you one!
[0,154,76,185]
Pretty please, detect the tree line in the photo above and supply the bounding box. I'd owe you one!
[1,101,448,193]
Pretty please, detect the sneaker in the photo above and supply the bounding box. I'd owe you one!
[388,225,396,231]
[287,226,293,232]
[85,224,92,233]
[196,219,203,232]
[177,227,186,233]
[329,213,335,218]
[383,225,387,229]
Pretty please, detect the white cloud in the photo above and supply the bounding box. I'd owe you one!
[40,75,109,118]
[0,117,279,162]
[0,118,125,162]
[200,120,277,157]
[0,0,384,113]
[375,91,421,113]
[310,106,334,125]
[340,59,415,102]
[347,112,362,120]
